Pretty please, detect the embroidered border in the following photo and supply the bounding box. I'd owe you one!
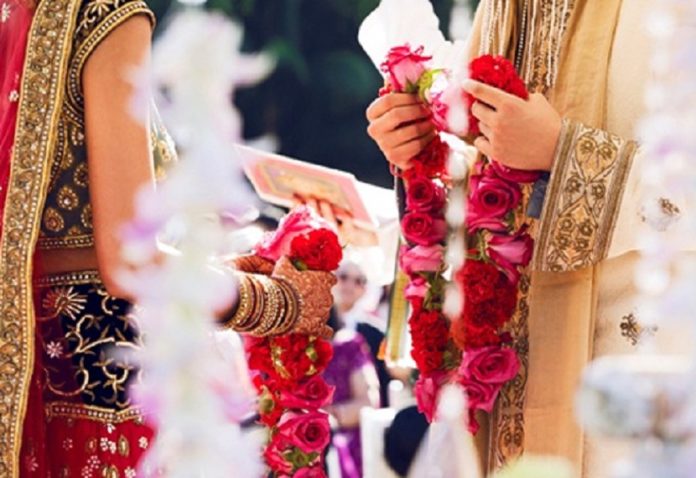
[46,402,144,425]
[488,274,530,469]
[67,1,155,115]
[533,119,638,272]
[0,0,82,474]
[34,270,101,288]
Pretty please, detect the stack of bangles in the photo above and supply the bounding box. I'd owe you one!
[223,273,301,337]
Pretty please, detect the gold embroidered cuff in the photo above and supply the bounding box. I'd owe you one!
[533,119,638,272]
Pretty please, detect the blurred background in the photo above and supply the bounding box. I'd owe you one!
[147,0,480,188]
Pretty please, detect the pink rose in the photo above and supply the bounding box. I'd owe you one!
[466,173,521,233]
[277,411,331,454]
[264,435,293,474]
[278,375,335,410]
[414,371,451,422]
[380,44,431,92]
[402,212,447,246]
[460,346,520,385]
[406,176,446,213]
[405,276,429,301]
[486,228,534,283]
[430,91,450,132]
[255,206,333,262]
[399,244,444,275]
[293,467,328,478]
[489,160,541,184]
[458,377,501,413]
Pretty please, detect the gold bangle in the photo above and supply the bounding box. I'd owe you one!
[273,278,300,335]
[251,276,283,336]
[223,275,253,329]
[237,275,265,332]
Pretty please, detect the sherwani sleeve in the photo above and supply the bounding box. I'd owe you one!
[532,119,640,272]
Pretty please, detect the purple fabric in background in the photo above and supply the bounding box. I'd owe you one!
[323,332,375,478]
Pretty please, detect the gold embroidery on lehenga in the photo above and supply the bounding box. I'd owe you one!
[534,119,638,272]
[0,0,82,473]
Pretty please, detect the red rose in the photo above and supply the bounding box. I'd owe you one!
[380,44,431,93]
[278,375,335,410]
[487,228,534,284]
[277,411,331,454]
[402,212,447,246]
[460,346,520,385]
[458,376,501,413]
[264,435,294,474]
[414,371,451,422]
[466,55,528,138]
[290,228,342,272]
[466,173,521,233]
[406,176,446,213]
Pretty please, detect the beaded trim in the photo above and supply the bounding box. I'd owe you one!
[36,234,95,250]
[46,402,144,425]
[34,270,102,288]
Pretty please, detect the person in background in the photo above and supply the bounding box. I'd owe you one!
[383,406,430,478]
[324,304,380,478]
[333,261,392,407]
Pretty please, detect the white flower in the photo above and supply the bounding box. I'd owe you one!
[1,3,11,23]
[138,436,149,449]
[46,341,63,359]
[106,423,115,434]
[8,90,19,103]
[63,438,73,450]
[125,468,137,478]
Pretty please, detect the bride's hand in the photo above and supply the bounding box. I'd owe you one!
[272,256,337,339]
[227,254,274,275]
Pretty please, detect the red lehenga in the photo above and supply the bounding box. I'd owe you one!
[0,1,163,476]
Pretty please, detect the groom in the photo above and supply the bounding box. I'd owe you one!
[366,0,687,475]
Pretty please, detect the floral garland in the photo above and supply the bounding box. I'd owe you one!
[244,207,342,477]
[381,48,537,432]
[380,46,463,424]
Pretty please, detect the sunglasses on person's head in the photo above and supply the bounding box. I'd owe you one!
[337,272,367,286]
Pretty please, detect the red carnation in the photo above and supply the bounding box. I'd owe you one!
[466,55,528,138]
[290,228,342,272]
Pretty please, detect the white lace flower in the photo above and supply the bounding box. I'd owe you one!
[46,341,63,359]
[1,3,11,23]
[125,468,137,478]
[63,438,74,451]
[138,436,149,449]
[8,90,19,103]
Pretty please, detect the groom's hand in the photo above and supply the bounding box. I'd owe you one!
[464,80,562,171]
[366,93,437,170]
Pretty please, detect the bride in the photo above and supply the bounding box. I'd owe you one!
[0,1,335,475]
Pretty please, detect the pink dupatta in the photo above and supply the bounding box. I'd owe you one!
[0,0,34,239]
